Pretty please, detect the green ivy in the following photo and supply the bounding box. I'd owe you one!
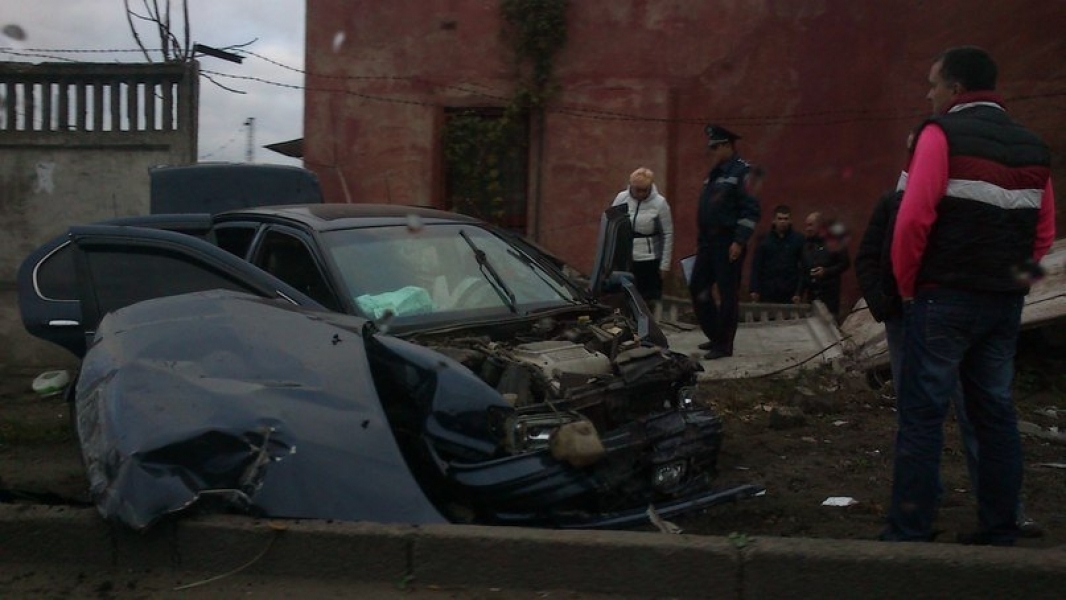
[442,1,568,225]
[500,0,569,108]
[443,111,520,222]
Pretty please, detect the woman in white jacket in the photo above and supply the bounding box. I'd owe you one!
[610,167,674,302]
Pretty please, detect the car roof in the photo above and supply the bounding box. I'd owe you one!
[220,203,484,232]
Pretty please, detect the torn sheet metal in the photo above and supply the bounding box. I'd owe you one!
[77,290,447,530]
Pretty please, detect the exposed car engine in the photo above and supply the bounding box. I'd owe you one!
[418,311,701,448]
[361,308,727,525]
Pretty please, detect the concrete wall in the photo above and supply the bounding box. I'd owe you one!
[0,61,198,372]
[303,0,1066,312]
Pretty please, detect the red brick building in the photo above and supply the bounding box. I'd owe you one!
[303,0,1065,310]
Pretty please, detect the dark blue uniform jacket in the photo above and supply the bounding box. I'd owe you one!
[697,155,761,249]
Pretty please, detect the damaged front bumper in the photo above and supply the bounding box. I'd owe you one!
[434,408,763,528]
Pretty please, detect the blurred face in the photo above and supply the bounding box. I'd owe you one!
[927,60,959,114]
[707,141,731,166]
[772,212,791,234]
[804,213,821,238]
[629,184,652,200]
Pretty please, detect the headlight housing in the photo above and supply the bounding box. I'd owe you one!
[504,412,581,453]
[652,460,687,491]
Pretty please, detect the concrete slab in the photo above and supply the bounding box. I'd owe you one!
[668,237,1066,381]
[663,301,844,380]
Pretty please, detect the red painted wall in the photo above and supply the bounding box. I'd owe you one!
[304,0,1066,313]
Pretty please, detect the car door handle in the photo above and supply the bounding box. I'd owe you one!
[47,319,81,327]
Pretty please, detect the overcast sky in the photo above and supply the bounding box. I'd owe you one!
[3,0,305,166]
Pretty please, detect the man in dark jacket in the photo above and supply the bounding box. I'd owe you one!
[749,204,804,304]
[883,46,1056,546]
[688,124,761,360]
[797,213,851,319]
[855,192,904,324]
[855,190,905,383]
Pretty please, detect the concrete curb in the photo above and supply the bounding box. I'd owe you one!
[1,505,1064,598]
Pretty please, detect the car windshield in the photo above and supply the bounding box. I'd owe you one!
[323,223,581,321]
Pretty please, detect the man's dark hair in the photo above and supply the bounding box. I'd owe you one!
[773,204,791,216]
[936,46,997,91]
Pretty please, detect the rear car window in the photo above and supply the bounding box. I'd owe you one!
[35,243,77,301]
[85,247,261,317]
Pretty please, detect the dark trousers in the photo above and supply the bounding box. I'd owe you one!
[810,284,842,318]
[688,238,744,355]
[631,259,663,301]
[759,288,795,304]
[884,288,1024,544]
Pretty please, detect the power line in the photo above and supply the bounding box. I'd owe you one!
[198,48,1066,127]
[200,66,1066,128]
[210,48,1066,123]
[0,46,155,53]
[197,123,245,160]
[5,46,1066,128]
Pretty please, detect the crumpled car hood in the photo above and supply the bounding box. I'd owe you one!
[76,289,446,530]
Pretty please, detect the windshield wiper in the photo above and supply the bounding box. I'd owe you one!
[459,230,518,313]
[505,247,581,302]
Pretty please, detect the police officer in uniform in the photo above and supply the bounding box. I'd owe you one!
[689,125,761,360]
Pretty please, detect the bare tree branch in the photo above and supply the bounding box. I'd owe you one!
[223,38,259,51]
[127,9,156,22]
[150,0,168,60]
[124,0,153,61]
[202,72,248,94]
[126,0,198,63]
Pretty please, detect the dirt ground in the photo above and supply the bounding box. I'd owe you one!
[1,329,1064,550]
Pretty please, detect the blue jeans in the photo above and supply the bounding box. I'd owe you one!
[884,316,905,399]
[885,316,980,495]
[885,288,1024,543]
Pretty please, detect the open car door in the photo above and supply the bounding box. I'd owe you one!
[588,203,633,296]
[587,204,668,346]
[18,224,322,358]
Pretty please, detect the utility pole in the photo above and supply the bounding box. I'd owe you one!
[244,117,255,163]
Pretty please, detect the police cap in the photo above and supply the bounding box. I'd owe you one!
[704,124,741,146]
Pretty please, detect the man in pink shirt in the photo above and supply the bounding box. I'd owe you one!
[882,46,1055,546]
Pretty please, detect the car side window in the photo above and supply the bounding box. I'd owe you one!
[214,225,258,259]
[255,231,340,311]
[35,243,78,300]
[84,247,262,318]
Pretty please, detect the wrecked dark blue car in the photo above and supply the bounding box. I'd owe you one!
[19,202,762,530]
